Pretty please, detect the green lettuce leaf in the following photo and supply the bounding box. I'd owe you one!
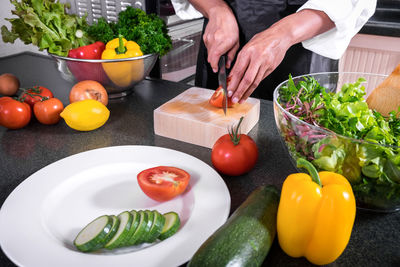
[2,0,93,56]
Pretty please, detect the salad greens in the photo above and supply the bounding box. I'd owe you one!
[278,75,400,210]
[1,1,172,57]
[1,0,93,56]
[85,7,172,56]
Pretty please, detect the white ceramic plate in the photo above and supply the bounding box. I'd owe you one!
[0,146,231,267]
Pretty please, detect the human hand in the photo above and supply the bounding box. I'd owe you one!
[227,27,291,103]
[203,6,239,72]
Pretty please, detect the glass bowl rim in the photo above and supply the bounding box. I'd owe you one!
[272,71,400,149]
[49,52,157,63]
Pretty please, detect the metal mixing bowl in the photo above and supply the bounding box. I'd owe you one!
[50,53,158,98]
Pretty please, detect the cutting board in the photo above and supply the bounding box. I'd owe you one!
[154,87,260,148]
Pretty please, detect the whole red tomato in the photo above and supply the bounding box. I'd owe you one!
[211,117,258,176]
[33,97,64,125]
[0,96,31,129]
[21,86,54,107]
[137,166,190,202]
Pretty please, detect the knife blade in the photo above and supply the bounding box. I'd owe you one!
[218,55,228,115]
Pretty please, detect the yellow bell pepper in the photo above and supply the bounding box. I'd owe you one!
[277,158,356,266]
[101,35,144,87]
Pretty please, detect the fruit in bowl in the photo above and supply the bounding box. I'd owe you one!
[50,44,158,98]
[273,72,400,212]
[2,2,171,98]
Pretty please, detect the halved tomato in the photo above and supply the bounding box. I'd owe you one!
[137,166,190,202]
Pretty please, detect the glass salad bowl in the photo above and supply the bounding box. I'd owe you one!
[273,72,400,212]
[50,53,158,98]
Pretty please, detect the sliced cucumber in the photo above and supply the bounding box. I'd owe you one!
[159,212,181,240]
[104,211,133,250]
[137,210,154,244]
[126,210,148,246]
[146,210,166,243]
[119,210,140,247]
[74,215,113,252]
[103,215,120,245]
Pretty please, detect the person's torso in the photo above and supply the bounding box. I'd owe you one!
[228,0,307,41]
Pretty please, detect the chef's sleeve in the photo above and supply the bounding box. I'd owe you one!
[298,0,377,59]
[169,0,203,20]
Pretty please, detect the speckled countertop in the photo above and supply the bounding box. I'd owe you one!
[0,53,399,267]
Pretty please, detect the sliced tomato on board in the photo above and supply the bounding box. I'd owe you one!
[209,77,234,108]
[137,166,190,202]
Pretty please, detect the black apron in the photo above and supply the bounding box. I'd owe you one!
[195,0,338,101]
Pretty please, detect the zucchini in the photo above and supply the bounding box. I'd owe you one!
[146,210,166,243]
[126,210,148,246]
[137,210,154,244]
[104,211,133,250]
[120,210,140,247]
[188,185,280,267]
[158,212,180,240]
[103,215,120,245]
[73,215,113,252]
[73,209,181,252]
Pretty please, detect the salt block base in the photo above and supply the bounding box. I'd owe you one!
[154,87,260,148]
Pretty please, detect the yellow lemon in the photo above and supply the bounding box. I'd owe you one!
[60,99,110,131]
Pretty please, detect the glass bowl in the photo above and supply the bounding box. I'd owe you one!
[273,72,400,212]
[50,53,158,98]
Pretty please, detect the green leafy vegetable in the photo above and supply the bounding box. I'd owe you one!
[85,7,172,56]
[84,17,116,44]
[1,0,93,56]
[277,75,400,210]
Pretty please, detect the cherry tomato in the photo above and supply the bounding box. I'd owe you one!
[69,80,108,106]
[211,118,258,176]
[137,166,190,202]
[33,97,64,125]
[0,97,31,129]
[209,77,234,108]
[21,86,54,107]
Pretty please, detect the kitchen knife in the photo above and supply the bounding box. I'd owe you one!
[218,55,228,115]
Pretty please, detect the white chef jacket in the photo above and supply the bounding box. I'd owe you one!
[170,0,377,60]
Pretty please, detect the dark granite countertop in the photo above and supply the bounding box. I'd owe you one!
[360,0,400,37]
[0,53,399,267]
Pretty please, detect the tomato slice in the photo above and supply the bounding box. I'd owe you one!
[137,166,190,202]
[209,86,234,108]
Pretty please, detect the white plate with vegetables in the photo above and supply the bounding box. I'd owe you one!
[0,145,231,267]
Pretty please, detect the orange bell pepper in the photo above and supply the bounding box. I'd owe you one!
[277,158,356,265]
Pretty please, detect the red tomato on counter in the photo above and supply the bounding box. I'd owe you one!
[137,166,190,202]
[33,97,64,125]
[211,117,258,176]
[0,96,31,129]
[21,86,54,107]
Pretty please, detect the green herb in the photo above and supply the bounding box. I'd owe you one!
[1,0,93,56]
[85,7,172,56]
[84,17,116,44]
[277,75,400,209]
